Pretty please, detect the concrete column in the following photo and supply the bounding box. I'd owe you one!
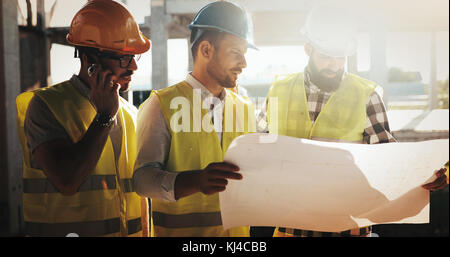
[369,28,389,103]
[151,0,170,89]
[428,31,438,110]
[0,0,24,235]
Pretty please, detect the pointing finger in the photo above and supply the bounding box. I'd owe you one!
[208,162,240,172]
[209,170,243,180]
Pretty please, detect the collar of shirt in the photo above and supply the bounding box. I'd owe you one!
[185,73,225,134]
[185,73,227,107]
[70,75,91,99]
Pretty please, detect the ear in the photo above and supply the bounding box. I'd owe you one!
[199,40,214,61]
[304,43,312,57]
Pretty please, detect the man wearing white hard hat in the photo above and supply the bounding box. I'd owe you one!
[257,5,448,237]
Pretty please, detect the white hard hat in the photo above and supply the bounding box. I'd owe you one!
[301,5,358,57]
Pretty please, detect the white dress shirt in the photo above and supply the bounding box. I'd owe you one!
[133,73,226,202]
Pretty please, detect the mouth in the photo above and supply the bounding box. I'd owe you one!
[231,70,242,78]
[321,70,338,77]
[121,75,132,82]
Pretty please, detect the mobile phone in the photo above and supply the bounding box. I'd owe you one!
[87,63,97,77]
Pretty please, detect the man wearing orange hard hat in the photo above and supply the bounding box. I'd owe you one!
[15,0,151,237]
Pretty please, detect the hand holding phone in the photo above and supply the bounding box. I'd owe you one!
[87,64,97,77]
[86,62,120,118]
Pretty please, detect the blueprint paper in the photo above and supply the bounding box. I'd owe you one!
[219,133,449,232]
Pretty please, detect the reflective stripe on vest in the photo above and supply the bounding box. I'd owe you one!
[121,178,135,193]
[23,176,135,193]
[25,217,142,237]
[150,81,254,237]
[275,226,370,237]
[152,211,222,228]
[16,81,147,237]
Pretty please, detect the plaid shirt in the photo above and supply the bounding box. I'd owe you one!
[257,70,397,144]
[257,70,396,236]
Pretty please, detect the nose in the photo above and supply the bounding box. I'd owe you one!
[326,57,344,72]
[128,57,138,71]
[238,54,247,69]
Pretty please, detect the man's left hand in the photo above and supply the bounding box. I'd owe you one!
[422,168,448,191]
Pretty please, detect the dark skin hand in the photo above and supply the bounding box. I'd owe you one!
[33,59,120,196]
[174,162,243,200]
[422,168,448,191]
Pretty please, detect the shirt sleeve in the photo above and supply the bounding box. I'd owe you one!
[363,90,397,144]
[24,95,70,154]
[132,94,179,202]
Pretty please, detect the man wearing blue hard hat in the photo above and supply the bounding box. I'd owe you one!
[133,1,257,237]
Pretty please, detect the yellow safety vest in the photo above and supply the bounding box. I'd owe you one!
[268,72,376,142]
[16,81,149,237]
[149,81,255,237]
[267,72,377,237]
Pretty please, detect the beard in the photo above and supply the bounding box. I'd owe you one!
[307,58,344,92]
[207,55,238,89]
[118,83,130,92]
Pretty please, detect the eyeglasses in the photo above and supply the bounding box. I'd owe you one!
[96,52,141,68]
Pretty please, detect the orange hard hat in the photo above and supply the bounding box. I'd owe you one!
[66,0,151,55]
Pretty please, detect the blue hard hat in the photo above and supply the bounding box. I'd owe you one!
[188,1,257,49]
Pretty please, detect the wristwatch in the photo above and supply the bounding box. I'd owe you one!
[94,113,116,128]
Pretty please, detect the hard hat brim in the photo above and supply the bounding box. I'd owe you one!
[308,39,357,58]
[189,24,258,50]
[66,34,151,55]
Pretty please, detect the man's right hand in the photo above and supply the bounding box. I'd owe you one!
[33,64,123,196]
[87,63,120,117]
[196,162,242,195]
[174,162,243,200]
